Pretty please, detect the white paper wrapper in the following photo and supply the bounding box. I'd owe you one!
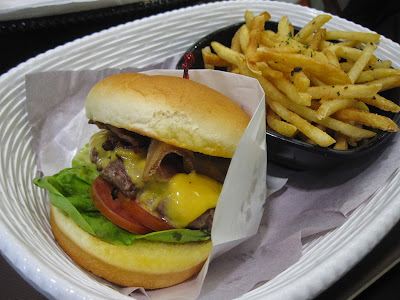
[26,68,269,299]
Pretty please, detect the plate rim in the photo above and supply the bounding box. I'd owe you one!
[1,1,400,299]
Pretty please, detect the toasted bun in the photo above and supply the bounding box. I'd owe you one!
[50,205,212,289]
[85,73,250,158]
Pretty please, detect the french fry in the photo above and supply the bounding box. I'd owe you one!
[266,108,298,137]
[269,45,306,54]
[267,60,296,73]
[258,62,311,106]
[358,94,400,113]
[249,72,292,108]
[347,136,360,147]
[325,31,380,43]
[246,58,262,76]
[355,68,400,83]
[231,28,242,53]
[201,46,214,69]
[250,12,271,29]
[289,23,294,38]
[247,29,260,57]
[294,14,332,44]
[263,87,376,140]
[201,46,230,67]
[340,61,355,72]
[333,132,349,150]
[260,30,277,47]
[260,31,328,63]
[277,15,291,37]
[299,124,329,145]
[328,45,378,65]
[342,59,392,73]
[252,47,351,85]
[272,94,377,140]
[234,56,290,105]
[365,75,400,92]
[309,28,326,50]
[354,70,376,83]
[257,62,283,78]
[246,13,270,58]
[316,98,369,120]
[244,10,255,26]
[308,74,327,86]
[333,108,399,132]
[297,131,317,145]
[337,40,363,48]
[238,24,250,55]
[347,42,377,83]
[307,84,382,99]
[323,48,340,68]
[320,40,362,50]
[291,69,310,92]
[268,100,335,146]
[300,124,330,145]
[211,41,243,65]
[366,60,392,70]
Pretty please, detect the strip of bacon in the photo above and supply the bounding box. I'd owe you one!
[89,120,150,153]
[143,139,195,182]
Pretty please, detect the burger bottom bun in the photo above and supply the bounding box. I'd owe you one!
[50,205,212,289]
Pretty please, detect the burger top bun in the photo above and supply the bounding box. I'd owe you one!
[85,73,250,158]
[50,205,212,289]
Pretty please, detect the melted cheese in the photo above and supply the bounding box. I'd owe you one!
[89,131,147,186]
[114,148,147,188]
[89,130,117,170]
[162,172,221,228]
[136,172,221,227]
[89,130,222,228]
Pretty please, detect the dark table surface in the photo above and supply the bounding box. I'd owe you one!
[0,0,399,299]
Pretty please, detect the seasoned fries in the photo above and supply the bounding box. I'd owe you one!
[294,14,332,44]
[325,31,380,44]
[347,42,376,83]
[202,10,400,149]
[316,98,369,120]
[269,99,336,147]
[307,84,381,99]
[266,108,297,137]
[333,108,399,132]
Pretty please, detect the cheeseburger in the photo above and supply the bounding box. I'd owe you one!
[34,73,250,289]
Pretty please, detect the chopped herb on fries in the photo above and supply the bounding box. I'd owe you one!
[202,10,400,149]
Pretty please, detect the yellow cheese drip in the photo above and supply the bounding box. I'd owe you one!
[114,148,147,188]
[89,130,117,170]
[89,131,147,186]
[137,181,169,212]
[138,172,222,228]
[163,172,222,228]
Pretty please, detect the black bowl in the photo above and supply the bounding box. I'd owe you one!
[177,22,400,170]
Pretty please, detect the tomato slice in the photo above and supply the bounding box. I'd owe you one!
[119,194,175,232]
[90,177,152,235]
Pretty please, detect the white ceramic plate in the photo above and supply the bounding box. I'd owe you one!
[1,1,400,299]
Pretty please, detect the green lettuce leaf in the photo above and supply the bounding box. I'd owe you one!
[71,143,95,168]
[33,144,211,245]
